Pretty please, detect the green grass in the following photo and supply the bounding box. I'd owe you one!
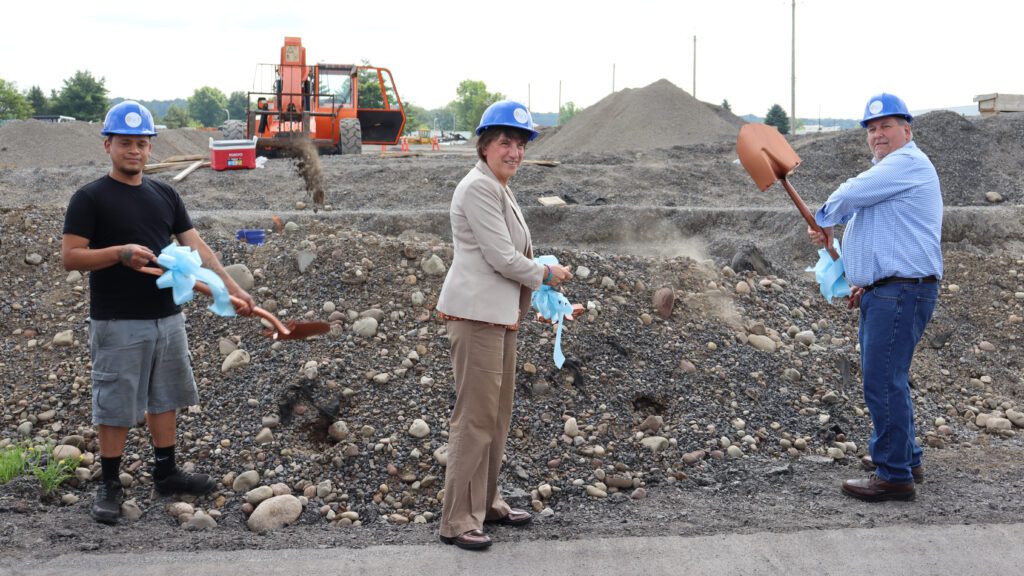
[0,442,81,495]
[0,445,30,484]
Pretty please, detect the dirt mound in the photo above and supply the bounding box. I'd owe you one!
[529,79,740,158]
[792,111,1024,207]
[2,204,1024,557]
[0,120,216,169]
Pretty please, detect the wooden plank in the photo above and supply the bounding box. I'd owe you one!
[537,196,567,207]
[144,160,199,173]
[379,151,422,158]
[523,159,560,167]
[171,160,209,182]
[161,154,204,164]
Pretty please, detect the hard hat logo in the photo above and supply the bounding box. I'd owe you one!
[125,112,143,128]
[513,108,530,124]
[868,100,884,115]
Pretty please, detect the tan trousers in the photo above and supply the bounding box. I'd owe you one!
[439,320,516,538]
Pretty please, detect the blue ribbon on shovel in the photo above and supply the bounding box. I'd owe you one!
[531,255,574,369]
[806,238,852,302]
[154,243,236,317]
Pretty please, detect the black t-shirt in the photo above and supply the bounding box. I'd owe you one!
[63,175,194,320]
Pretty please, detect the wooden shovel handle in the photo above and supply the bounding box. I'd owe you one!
[780,179,840,261]
[138,266,292,336]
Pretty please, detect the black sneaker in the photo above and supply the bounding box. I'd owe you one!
[91,481,123,524]
[154,469,217,496]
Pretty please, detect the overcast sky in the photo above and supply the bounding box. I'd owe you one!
[4,0,1021,119]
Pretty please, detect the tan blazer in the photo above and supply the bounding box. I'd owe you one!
[437,160,545,326]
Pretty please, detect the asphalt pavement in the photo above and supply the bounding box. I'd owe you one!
[3,522,1022,576]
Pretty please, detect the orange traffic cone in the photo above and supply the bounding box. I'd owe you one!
[400,137,409,152]
[431,137,440,151]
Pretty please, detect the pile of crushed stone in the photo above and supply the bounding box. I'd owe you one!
[529,79,742,158]
[793,111,1024,207]
[2,205,1024,556]
[0,120,216,168]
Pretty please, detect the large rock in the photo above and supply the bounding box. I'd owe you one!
[408,419,430,438]
[296,251,316,274]
[420,254,447,276]
[652,287,674,319]
[747,334,776,352]
[352,317,378,338]
[246,494,302,533]
[224,264,255,291]
[640,436,669,453]
[221,349,251,372]
[232,470,260,492]
[52,330,74,347]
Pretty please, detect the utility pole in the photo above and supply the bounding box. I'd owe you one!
[528,83,531,110]
[791,0,796,129]
[693,35,697,98]
[558,80,562,125]
[612,64,616,93]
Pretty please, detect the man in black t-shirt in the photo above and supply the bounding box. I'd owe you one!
[62,101,256,524]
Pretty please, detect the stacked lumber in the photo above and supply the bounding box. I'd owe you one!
[143,154,209,182]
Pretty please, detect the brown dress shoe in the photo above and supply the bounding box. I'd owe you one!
[439,529,492,550]
[485,508,533,527]
[842,474,916,502]
[860,455,924,483]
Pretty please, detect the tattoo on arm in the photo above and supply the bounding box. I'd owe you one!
[120,246,132,267]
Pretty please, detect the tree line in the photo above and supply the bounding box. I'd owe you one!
[1,71,587,133]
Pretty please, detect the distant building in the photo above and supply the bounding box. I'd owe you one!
[33,115,76,123]
[795,124,842,135]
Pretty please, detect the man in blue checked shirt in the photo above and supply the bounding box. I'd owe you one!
[808,93,943,503]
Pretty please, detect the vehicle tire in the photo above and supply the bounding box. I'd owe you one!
[220,119,246,140]
[338,119,362,155]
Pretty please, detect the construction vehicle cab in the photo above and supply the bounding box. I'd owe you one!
[222,37,406,155]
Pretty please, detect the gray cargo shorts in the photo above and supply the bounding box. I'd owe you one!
[88,313,198,427]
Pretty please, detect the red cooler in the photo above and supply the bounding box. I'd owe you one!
[209,137,258,171]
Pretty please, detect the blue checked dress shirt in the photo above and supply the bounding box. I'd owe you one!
[814,140,943,288]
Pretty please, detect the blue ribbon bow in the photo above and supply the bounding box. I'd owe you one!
[806,238,852,303]
[531,255,574,368]
[154,243,235,317]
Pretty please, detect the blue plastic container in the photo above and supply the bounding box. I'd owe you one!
[236,229,265,245]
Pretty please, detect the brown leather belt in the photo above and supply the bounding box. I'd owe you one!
[864,275,937,291]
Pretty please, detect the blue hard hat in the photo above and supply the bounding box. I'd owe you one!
[476,100,538,141]
[101,101,157,136]
[860,93,912,128]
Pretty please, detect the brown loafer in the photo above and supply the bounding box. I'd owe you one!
[486,508,533,527]
[439,529,492,550]
[842,474,916,502]
[860,455,924,483]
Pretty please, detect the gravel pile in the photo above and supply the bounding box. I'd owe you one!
[793,111,1024,206]
[2,205,1024,554]
[529,79,741,157]
[1,107,1024,557]
[0,120,215,168]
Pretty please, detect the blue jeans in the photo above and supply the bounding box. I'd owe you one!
[859,281,938,484]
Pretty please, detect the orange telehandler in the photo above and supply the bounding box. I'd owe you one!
[221,37,406,155]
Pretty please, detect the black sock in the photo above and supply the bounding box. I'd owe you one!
[153,445,176,480]
[101,456,122,485]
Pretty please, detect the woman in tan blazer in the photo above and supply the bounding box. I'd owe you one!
[436,100,573,550]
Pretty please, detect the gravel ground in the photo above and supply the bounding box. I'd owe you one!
[1,106,1024,559]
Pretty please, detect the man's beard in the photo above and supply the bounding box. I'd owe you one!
[118,164,142,176]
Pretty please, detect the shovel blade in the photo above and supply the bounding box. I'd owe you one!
[264,321,332,340]
[736,124,802,191]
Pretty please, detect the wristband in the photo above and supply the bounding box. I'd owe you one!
[544,264,552,284]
